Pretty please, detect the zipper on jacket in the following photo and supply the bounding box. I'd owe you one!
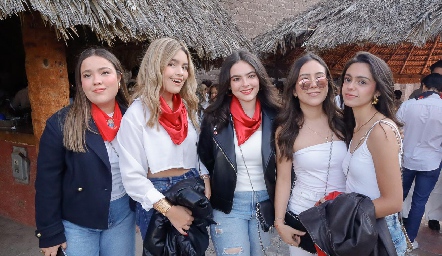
[213,138,236,173]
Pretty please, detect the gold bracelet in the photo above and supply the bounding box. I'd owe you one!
[153,198,172,216]
[200,174,210,180]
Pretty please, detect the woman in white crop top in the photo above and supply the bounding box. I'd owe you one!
[340,52,407,255]
[117,38,208,244]
[274,52,349,256]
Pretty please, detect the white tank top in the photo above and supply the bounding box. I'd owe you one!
[288,141,347,214]
[343,120,402,200]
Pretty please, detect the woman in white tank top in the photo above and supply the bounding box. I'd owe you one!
[340,52,407,255]
[274,52,349,256]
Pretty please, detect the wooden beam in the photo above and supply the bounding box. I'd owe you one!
[421,38,439,74]
[400,45,415,74]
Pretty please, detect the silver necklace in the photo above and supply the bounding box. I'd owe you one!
[304,124,332,143]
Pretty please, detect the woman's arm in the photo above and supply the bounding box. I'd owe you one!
[274,127,305,246]
[368,122,403,218]
[35,114,67,249]
[197,116,214,199]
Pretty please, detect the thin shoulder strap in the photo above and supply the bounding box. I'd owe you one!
[366,119,402,152]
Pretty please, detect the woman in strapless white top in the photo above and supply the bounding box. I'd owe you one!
[274,52,349,256]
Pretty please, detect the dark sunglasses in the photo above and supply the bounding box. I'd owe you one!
[298,77,328,90]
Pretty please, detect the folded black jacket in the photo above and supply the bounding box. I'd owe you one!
[144,177,215,256]
[299,193,397,256]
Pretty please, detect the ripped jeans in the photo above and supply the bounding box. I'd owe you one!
[210,190,270,256]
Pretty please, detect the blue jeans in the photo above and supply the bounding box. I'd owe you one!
[402,166,442,242]
[62,194,135,256]
[211,190,270,256]
[136,168,199,240]
[385,213,407,256]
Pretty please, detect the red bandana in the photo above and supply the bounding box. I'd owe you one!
[91,102,122,141]
[230,96,262,145]
[159,94,188,145]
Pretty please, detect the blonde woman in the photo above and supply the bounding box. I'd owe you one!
[117,38,208,244]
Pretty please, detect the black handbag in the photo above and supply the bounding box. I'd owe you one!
[284,210,316,254]
[256,199,274,232]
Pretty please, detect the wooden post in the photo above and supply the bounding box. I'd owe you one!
[21,13,69,144]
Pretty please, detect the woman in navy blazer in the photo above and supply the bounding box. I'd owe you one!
[35,48,135,256]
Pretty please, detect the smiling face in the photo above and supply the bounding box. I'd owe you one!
[161,49,189,99]
[80,55,121,113]
[342,62,378,108]
[295,60,329,108]
[229,60,260,106]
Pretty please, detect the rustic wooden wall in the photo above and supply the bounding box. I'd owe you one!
[21,13,69,143]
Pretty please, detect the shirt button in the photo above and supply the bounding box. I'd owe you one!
[36,233,41,238]
[77,187,83,192]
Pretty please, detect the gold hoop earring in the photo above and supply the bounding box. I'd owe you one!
[372,95,379,105]
[118,82,121,89]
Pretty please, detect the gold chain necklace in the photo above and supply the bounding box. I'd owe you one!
[304,124,332,143]
[353,111,378,134]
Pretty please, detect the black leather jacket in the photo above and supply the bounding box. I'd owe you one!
[198,104,277,214]
[299,193,397,256]
[144,177,215,256]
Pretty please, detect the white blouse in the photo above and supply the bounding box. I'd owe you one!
[117,99,201,211]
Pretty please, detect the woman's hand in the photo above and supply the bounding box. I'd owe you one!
[203,179,211,199]
[165,205,194,235]
[40,242,66,256]
[275,220,306,247]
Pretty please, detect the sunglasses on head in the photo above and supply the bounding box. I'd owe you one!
[298,77,328,90]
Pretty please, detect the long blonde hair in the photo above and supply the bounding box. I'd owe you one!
[132,38,199,129]
[63,48,129,152]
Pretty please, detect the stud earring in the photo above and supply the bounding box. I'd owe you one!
[372,95,379,105]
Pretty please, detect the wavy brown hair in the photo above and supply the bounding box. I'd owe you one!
[63,48,129,152]
[341,51,402,138]
[204,50,280,130]
[276,52,348,161]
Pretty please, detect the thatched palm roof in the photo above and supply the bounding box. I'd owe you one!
[0,0,252,60]
[254,0,442,55]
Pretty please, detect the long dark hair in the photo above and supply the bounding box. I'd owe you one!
[275,52,347,161]
[341,51,402,138]
[204,50,280,130]
[64,48,129,152]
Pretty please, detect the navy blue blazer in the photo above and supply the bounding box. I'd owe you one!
[35,105,128,247]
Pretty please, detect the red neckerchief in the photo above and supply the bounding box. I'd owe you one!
[230,96,261,145]
[159,94,188,145]
[91,102,122,141]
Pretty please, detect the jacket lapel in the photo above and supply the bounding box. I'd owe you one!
[213,122,237,170]
[261,107,274,170]
[85,117,111,170]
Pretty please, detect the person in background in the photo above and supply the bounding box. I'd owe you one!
[208,83,218,103]
[341,52,407,255]
[197,79,211,120]
[35,48,134,256]
[198,50,280,255]
[397,73,442,250]
[274,52,348,255]
[117,38,205,246]
[393,89,403,112]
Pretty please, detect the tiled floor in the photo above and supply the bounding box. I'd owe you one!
[0,215,440,255]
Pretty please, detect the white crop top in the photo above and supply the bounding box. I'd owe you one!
[117,99,199,211]
[234,125,266,191]
[342,120,402,200]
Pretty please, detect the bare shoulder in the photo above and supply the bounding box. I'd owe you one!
[367,118,400,148]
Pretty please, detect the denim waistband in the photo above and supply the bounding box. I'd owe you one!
[148,168,199,183]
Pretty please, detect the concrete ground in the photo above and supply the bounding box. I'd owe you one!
[0,215,440,255]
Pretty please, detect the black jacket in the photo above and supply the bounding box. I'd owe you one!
[144,177,215,256]
[35,105,131,247]
[197,104,277,213]
[299,193,397,256]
